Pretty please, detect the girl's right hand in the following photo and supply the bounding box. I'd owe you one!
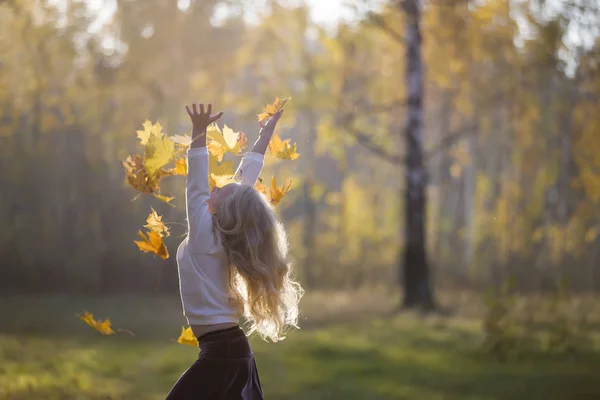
[185,103,224,147]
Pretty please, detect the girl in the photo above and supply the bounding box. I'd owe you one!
[166,103,303,400]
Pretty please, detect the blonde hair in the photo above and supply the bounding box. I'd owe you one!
[213,184,303,342]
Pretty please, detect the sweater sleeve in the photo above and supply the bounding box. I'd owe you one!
[186,147,217,253]
[234,152,265,187]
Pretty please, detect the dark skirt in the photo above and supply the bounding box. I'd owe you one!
[165,326,264,400]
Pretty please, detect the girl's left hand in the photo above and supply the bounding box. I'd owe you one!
[259,110,284,139]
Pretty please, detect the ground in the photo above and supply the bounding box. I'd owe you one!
[0,290,599,399]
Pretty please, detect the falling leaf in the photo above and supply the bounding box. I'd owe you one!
[123,154,174,204]
[153,193,175,204]
[255,178,269,199]
[134,230,169,259]
[258,97,289,123]
[268,133,300,160]
[136,120,165,145]
[144,208,170,238]
[269,177,292,206]
[177,326,199,347]
[208,154,235,190]
[123,154,154,194]
[78,311,115,336]
[210,173,236,190]
[170,158,187,176]
[207,124,247,162]
[172,134,191,148]
[144,133,176,178]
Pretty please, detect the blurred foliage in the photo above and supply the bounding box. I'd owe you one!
[0,0,600,294]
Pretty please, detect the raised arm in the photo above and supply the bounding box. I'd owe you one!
[234,109,284,187]
[185,103,223,253]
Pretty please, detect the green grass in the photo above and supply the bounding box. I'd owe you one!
[0,293,599,399]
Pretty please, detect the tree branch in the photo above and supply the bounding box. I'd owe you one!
[367,12,405,44]
[345,125,405,164]
[342,119,478,165]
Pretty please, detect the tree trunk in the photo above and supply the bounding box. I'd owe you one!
[400,0,434,309]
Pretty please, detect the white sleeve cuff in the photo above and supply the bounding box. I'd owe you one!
[188,147,208,156]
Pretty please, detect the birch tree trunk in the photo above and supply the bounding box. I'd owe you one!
[401,0,434,309]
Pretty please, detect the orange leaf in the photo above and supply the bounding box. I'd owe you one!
[144,208,170,238]
[134,230,169,259]
[258,97,289,123]
[123,154,174,203]
[77,311,115,336]
[123,154,154,194]
[269,177,292,206]
[255,178,269,199]
[268,133,300,161]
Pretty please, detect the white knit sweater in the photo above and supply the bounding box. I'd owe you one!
[176,146,264,326]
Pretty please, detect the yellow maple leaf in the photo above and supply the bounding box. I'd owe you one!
[123,154,154,194]
[144,133,176,178]
[77,311,115,336]
[258,97,290,123]
[255,178,269,199]
[134,230,169,259]
[268,133,300,161]
[177,326,199,347]
[123,154,174,204]
[209,173,236,190]
[171,134,191,148]
[170,157,187,176]
[269,177,292,206]
[144,208,170,238]
[207,124,247,162]
[136,120,164,145]
[207,154,235,190]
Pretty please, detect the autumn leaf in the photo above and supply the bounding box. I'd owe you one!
[208,154,235,190]
[207,124,247,162]
[153,193,175,204]
[210,173,236,190]
[170,157,187,176]
[172,134,191,148]
[144,208,170,238]
[269,177,292,206]
[268,133,300,161]
[177,326,199,347]
[255,178,269,199]
[134,230,169,259]
[258,97,289,123]
[123,154,174,204]
[144,132,176,178]
[136,120,164,145]
[123,154,154,194]
[78,311,115,336]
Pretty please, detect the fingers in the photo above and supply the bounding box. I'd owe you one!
[209,111,224,123]
[267,109,284,127]
[186,102,219,118]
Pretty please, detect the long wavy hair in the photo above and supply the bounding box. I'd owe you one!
[213,184,303,342]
